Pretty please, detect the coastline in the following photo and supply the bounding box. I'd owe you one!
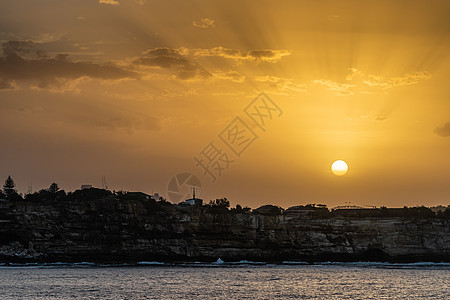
[1,189,449,265]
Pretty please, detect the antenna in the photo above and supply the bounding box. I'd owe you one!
[101,176,108,190]
[192,185,196,199]
[26,180,32,195]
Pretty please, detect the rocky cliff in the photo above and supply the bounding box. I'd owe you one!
[0,193,449,263]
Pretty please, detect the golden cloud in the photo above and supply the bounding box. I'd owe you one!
[193,18,215,29]
[314,68,432,95]
[255,75,307,94]
[99,0,120,5]
[193,47,291,63]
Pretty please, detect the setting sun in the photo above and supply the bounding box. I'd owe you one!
[1,0,449,208]
[0,2,449,297]
[331,160,348,176]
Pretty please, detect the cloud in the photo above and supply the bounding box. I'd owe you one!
[389,72,432,87]
[255,75,307,94]
[434,122,450,137]
[328,15,340,21]
[133,46,291,80]
[0,40,139,91]
[214,71,246,82]
[312,79,355,95]
[193,47,291,63]
[99,0,120,5]
[96,116,160,134]
[134,47,211,80]
[347,68,432,89]
[2,40,33,57]
[313,68,432,95]
[193,18,215,29]
[0,79,16,90]
[375,116,387,121]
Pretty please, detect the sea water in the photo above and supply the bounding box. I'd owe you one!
[0,262,449,299]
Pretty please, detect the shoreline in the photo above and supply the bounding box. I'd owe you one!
[1,190,449,265]
[2,260,450,269]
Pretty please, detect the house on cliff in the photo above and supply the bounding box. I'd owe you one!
[185,186,203,206]
[127,192,163,202]
[127,192,151,200]
[0,197,9,209]
[284,205,315,218]
[254,205,283,215]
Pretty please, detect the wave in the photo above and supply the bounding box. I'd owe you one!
[286,261,450,269]
[212,258,267,266]
[282,261,309,265]
[0,262,127,268]
[137,261,165,265]
[1,260,449,269]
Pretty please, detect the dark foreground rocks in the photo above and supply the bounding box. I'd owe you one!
[0,193,449,263]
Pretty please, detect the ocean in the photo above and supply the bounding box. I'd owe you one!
[0,262,449,299]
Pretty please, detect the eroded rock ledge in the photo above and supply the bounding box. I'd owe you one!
[0,191,449,263]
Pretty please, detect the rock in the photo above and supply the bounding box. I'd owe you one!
[0,195,448,263]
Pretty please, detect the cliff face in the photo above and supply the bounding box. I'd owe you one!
[0,197,449,263]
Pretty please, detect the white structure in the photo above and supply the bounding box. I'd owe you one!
[81,184,93,190]
[185,186,203,206]
[150,193,161,201]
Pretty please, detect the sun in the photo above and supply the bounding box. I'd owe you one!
[331,160,348,176]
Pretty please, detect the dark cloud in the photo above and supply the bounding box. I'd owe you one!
[248,50,278,60]
[0,80,14,89]
[0,40,139,90]
[134,47,211,80]
[434,122,450,137]
[133,47,290,80]
[2,40,35,57]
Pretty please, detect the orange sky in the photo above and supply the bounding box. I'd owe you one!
[1,0,450,208]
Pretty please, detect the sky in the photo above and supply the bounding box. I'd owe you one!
[1,0,450,208]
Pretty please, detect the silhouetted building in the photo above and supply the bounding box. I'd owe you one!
[284,205,315,217]
[254,205,283,215]
[127,192,151,200]
[150,193,162,201]
[185,186,202,206]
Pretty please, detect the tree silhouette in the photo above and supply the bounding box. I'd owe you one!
[209,197,230,208]
[48,182,60,193]
[3,175,16,197]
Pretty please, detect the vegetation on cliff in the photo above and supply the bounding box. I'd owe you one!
[0,176,449,263]
[1,175,449,219]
